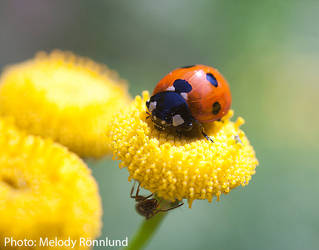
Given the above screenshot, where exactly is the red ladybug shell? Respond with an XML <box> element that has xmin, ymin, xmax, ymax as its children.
<box><xmin>152</xmin><ymin>65</ymin><xmax>232</xmax><ymax>123</ymax></box>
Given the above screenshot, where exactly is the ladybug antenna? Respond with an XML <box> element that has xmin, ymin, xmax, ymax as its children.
<box><xmin>194</xmin><ymin>120</ymin><xmax>214</xmax><ymax>143</ymax></box>
<box><xmin>146</xmin><ymin>111</ymin><xmax>151</xmax><ymax>119</ymax></box>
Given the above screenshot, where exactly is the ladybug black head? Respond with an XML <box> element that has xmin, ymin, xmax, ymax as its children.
<box><xmin>146</xmin><ymin>91</ymin><xmax>194</xmax><ymax>132</ymax></box>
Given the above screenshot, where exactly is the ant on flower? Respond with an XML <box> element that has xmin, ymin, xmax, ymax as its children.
<box><xmin>130</xmin><ymin>181</ymin><xmax>183</xmax><ymax>219</ymax></box>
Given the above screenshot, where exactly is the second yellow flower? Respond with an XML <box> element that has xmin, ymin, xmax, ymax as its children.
<box><xmin>0</xmin><ymin>51</ymin><xmax>131</xmax><ymax>158</ymax></box>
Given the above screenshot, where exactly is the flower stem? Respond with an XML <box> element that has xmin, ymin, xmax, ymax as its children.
<box><xmin>125</xmin><ymin>213</ymin><xmax>167</xmax><ymax>250</ymax></box>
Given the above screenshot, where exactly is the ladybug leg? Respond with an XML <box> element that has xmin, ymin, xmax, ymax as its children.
<box><xmin>194</xmin><ymin>120</ymin><xmax>214</xmax><ymax>143</ymax></box>
<box><xmin>217</xmin><ymin>118</ymin><xmax>223</xmax><ymax>123</ymax></box>
<box><xmin>201</xmin><ymin>129</ymin><xmax>214</xmax><ymax>143</ymax></box>
<box><xmin>175</xmin><ymin>129</ymin><xmax>183</xmax><ymax>139</ymax></box>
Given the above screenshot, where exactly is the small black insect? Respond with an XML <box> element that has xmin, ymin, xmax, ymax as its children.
<box><xmin>130</xmin><ymin>182</ymin><xmax>183</xmax><ymax>219</ymax></box>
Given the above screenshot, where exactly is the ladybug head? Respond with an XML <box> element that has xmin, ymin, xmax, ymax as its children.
<box><xmin>146</xmin><ymin>98</ymin><xmax>172</xmax><ymax>131</ymax></box>
<box><xmin>146</xmin><ymin>91</ymin><xmax>194</xmax><ymax>132</ymax></box>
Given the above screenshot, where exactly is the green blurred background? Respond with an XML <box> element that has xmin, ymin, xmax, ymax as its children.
<box><xmin>1</xmin><ymin>1</ymin><xmax>318</xmax><ymax>249</ymax></box>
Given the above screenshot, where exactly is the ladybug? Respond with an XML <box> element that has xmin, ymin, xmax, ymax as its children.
<box><xmin>146</xmin><ymin>65</ymin><xmax>232</xmax><ymax>141</ymax></box>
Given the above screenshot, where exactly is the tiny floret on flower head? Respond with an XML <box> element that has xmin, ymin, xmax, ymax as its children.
<box><xmin>0</xmin><ymin>118</ymin><xmax>102</xmax><ymax>247</ymax></box>
<box><xmin>110</xmin><ymin>92</ymin><xmax>258</xmax><ymax>207</ymax></box>
<box><xmin>0</xmin><ymin>50</ymin><xmax>131</xmax><ymax>158</ymax></box>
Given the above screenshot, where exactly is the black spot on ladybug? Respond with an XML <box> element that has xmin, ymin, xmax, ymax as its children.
<box><xmin>181</xmin><ymin>65</ymin><xmax>195</xmax><ymax>69</ymax></box>
<box><xmin>212</xmin><ymin>102</ymin><xmax>221</xmax><ymax>115</ymax></box>
<box><xmin>206</xmin><ymin>73</ymin><xmax>218</xmax><ymax>87</ymax></box>
<box><xmin>173</xmin><ymin>79</ymin><xmax>192</xmax><ymax>93</ymax></box>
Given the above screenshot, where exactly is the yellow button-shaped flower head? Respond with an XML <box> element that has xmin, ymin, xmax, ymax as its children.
<box><xmin>0</xmin><ymin>118</ymin><xmax>102</xmax><ymax>249</ymax></box>
<box><xmin>0</xmin><ymin>51</ymin><xmax>131</xmax><ymax>158</ymax></box>
<box><xmin>110</xmin><ymin>92</ymin><xmax>258</xmax><ymax>207</ymax></box>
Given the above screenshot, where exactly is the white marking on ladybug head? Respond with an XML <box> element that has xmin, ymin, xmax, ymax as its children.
<box><xmin>180</xmin><ymin>92</ymin><xmax>188</xmax><ymax>100</ymax></box>
<box><xmin>149</xmin><ymin>101</ymin><xmax>157</xmax><ymax>112</ymax></box>
<box><xmin>172</xmin><ymin>114</ymin><xmax>184</xmax><ymax>127</ymax></box>
<box><xmin>166</xmin><ymin>86</ymin><xmax>175</xmax><ymax>91</ymax></box>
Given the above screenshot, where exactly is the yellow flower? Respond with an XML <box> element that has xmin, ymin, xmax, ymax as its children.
<box><xmin>0</xmin><ymin>50</ymin><xmax>131</xmax><ymax>158</ymax></box>
<box><xmin>110</xmin><ymin>92</ymin><xmax>258</xmax><ymax>207</ymax></box>
<box><xmin>0</xmin><ymin>118</ymin><xmax>102</xmax><ymax>249</ymax></box>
